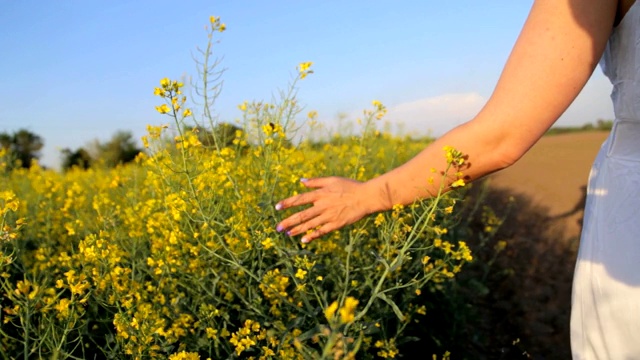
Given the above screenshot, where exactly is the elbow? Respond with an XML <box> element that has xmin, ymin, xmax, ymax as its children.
<box><xmin>495</xmin><ymin>147</ymin><xmax>521</xmax><ymax>170</ymax></box>
<box><xmin>479</xmin><ymin>122</ymin><xmax>538</xmax><ymax>172</ymax></box>
<box><xmin>489</xmin><ymin>138</ymin><xmax>528</xmax><ymax>172</ymax></box>
<box><xmin>454</xmin><ymin>117</ymin><xmax>541</xmax><ymax>177</ymax></box>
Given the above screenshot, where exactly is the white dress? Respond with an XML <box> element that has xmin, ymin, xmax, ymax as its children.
<box><xmin>571</xmin><ymin>3</ymin><xmax>640</xmax><ymax>359</ymax></box>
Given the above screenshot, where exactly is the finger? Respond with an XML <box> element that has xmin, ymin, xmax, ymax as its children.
<box><xmin>299</xmin><ymin>177</ymin><xmax>335</xmax><ymax>189</ymax></box>
<box><xmin>275</xmin><ymin>191</ymin><xmax>319</xmax><ymax>211</ymax></box>
<box><xmin>300</xmin><ymin>223</ymin><xmax>338</xmax><ymax>244</ymax></box>
<box><xmin>276</xmin><ymin>206</ymin><xmax>322</xmax><ymax>233</ymax></box>
<box><xmin>285</xmin><ymin>212</ymin><xmax>329</xmax><ymax>237</ymax></box>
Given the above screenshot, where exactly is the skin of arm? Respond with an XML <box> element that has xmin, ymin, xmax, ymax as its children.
<box><xmin>275</xmin><ymin>0</ymin><xmax>617</xmax><ymax>243</ymax></box>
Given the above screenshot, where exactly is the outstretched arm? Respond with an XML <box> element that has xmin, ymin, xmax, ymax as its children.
<box><xmin>276</xmin><ymin>0</ymin><xmax>617</xmax><ymax>243</ymax></box>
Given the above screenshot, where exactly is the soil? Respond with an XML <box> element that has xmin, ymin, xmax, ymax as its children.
<box><xmin>486</xmin><ymin>130</ymin><xmax>610</xmax><ymax>241</ymax></box>
<box><xmin>467</xmin><ymin>131</ymin><xmax>611</xmax><ymax>359</ymax></box>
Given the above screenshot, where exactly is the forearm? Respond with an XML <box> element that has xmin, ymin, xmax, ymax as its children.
<box><xmin>362</xmin><ymin>120</ymin><xmax>511</xmax><ymax>212</ymax></box>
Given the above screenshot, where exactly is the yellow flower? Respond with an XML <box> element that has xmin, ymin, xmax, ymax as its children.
<box><xmin>295</xmin><ymin>268</ymin><xmax>307</xmax><ymax>280</ymax></box>
<box><xmin>261</xmin><ymin>237</ymin><xmax>274</xmax><ymax>250</ymax></box>
<box><xmin>434</xmin><ymin>227</ymin><xmax>448</xmax><ymax>235</ymax></box>
<box><xmin>298</xmin><ymin>61</ymin><xmax>313</xmax><ymax>79</ymax></box>
<box><xmin>54</xmin><ymin>298</ymin><xmax>71</xmax><ymax>318</ymax></box>
<box><xmin>325</xmin><ymin>301</ymin><xmax>338</xmax><ymax>321</ymax></box>
<box><xmin>443</xmin><ymin>145</ymin><xmax>465</xmax><ymax>165</ymax></box>
<box><xmin>155</xmin><ymin>104</ymin><xmax>170</xmax><ymax>114</ymax></box>
<box><xmin>206</xmin><ymin>327</ymin><xmax>218</xmax><ymax>340</ymax></box>
<box><xmin>169</xmin><ymin>351</ymin><xmax>201</xmax><ymax>360</ymax></box>
<box><xmin>339</xmin><ymin>296</ymin><xmax>359</xmax><ymax>324</ymax></box>
<box><xmin>374</xmin><ymin>213</ymin><xmax>385</xmax><ymax>227</ymax></box>
<box><xmin>15</xmin><ymin>280</ymin><xmax>31</xmax><ymax>296</ymax></box>
<box><xmin>299</xmin><ymin>61</ymin><xmax>312</xmax><ymax>72</ymax></box>
<box><xmin>451</xmin><ymin>179</ymin><xmax>466</xmax><ymax>188</ymax></box>
<box><xmin>209</xmin><ymin>16</ymin><xmax>226</xmax><ymax>32</ymax></box>
<box><xmin>371</xmin><ymin>100</ymin><xmax>387</xmax><ymax>119</ymax></box>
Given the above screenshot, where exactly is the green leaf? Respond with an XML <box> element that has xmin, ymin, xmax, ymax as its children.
<box><xmin>377</xmin><ymin>293</ymin><xmax>405</xmax><ymax>322</ymax></box>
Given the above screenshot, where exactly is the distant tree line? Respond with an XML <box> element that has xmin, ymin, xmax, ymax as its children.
<box><xmin>0</xmin><ymin>128</ymin><xmax>144</xmax><ymax>172</ymax></box>
<box><xmin>0</xmin><ymin>129</ymin><xmax>44</xmax><ymax>170</ymax></box>
<box><xmin>545</xmin><ymin>118</ymin><xmax>613</xmax><ymax>135</ymax></box>
<box><xmin>61</xmin><ymin>130</ymin><xmax>144</xmax><ymax>171</ymax></box>
<box><xmin>0</xmin><ymin>123</ymin><xmax>247</xmax><ymax>172</ymax></box>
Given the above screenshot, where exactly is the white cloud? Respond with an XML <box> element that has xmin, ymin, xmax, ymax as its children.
<box><xmin>382</xmin><ymin>72</ymin><xmax>615</xmax><ymax>138</ymax></box>
<box><xmin>305</xmin><ymin>72</ymin><xmax>614</xmax><ymax>144</ymax></box>
<box><xmin>383</xmin><ymin>92</ymin><xmax>486</xmax><ymax>137</ymax></box>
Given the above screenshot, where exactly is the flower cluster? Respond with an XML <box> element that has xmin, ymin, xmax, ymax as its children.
<box><xmin>298</xmin><ymin>61</ymin><xmax>313</xmax><ymax>79</ymax></box>
<box><xmin>0</xmin><ymin>15</ymin><xmax>495</xmax><ymax>360</ymax></box>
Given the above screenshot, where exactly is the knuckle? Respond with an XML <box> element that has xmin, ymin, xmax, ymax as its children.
<box><xmin>296</xmin><ymin>213</ymin><xmax>306</xmax><ymax>223</ymax></box>
<box><xmin>294</xmin><ymin>193</ymin><xmax>312</xmax><ymax>206</ymax></box>
<box><xmin>289</xmin><ymin>195</ymin><xmax>303</xmax><ymax>206</ymax></box>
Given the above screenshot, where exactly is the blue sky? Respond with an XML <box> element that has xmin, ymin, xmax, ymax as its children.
<box><xmin>0</xmin><ymin>1</ymin><xmax>614</xmax><ymax>170</ymax></box>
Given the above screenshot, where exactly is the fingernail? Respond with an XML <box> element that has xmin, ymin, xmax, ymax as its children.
<box><xmin>286</xmin><ymin>230</ymin><xmax>292</xmax><ymax>236</ymax></box>
<box><xmin>300</xmin><ymin>178</ymin><xmax>308</xmax><ymax>183</ymax></box>
<box><xmin>276</xmin><ymin>225</ymin><xmax>284</xmax><ymax>232</ymax></box>
<box><xmin>301</xmin><ymin>237</ymin><xmax>309</xmax><ymax>244</ymax></box>
<box><xmin>275</xmin><ymin>203</ymin><xmax>283</xmax><ymax>211</ymax></box>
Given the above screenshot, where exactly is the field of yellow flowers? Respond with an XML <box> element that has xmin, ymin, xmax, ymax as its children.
<box><xmin>0</xmin><ymin>17</ymin><xmax>508</xmax><ymax>360</ymax></box>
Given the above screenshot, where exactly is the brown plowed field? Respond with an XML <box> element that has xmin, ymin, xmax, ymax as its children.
<box><xmin>466</xmin><ymin>131</ymin><xmax>610</xmax><ymax>358</ymax></box>
<box><xmin>486</xmin><ymin>130</ymin><xmax>610</xmax><ymax>241</ymax></box>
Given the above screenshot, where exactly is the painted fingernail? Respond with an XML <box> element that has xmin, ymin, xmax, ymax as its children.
<box><xmin>286</xmin><ymin>231</ymin><xmax>292</xmax><ymax>236</ymax></box>
<box><xmin>276</xmin><ymin>225</ymin><xmax>284</xmax><ymax>232</ymax></box>
<box><xmin>300</xmin><ymin>178</ymin><xmax>308</xmax><ymax>183</ymax></box>
<box><xmin>275</xmin><ymin>203</ymin><xmax>283</xmax><ymax>211</ymax></box>
<box><xmin>301</xmin><ymin>237</ymin><xmax>309</xmax><ymax>244</ymax></box>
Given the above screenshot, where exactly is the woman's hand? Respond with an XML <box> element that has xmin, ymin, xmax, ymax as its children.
<box><xmin>275</xmin><ymin>177</ymin><xmax>379</xmax><ymax>243</ymax></box>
